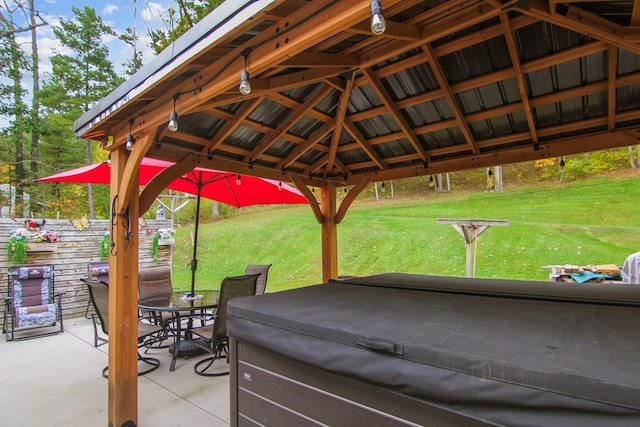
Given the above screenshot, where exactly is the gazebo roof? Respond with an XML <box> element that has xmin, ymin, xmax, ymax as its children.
<box><xmin>75</xmin><ymin>0</ymin><xmax>640</xmax><ymax>187</ymax></box>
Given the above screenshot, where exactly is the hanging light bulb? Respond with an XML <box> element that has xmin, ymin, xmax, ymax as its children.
<box><xmin>125</xmin><ymin>119</ymin><xmax>134</xmax><ymax>151</ymax></box>
<box><xmin>106</xmin><ymin>153</ymin><xmax>111</xmax><ymax>165</ymax></box>
<box><xmin>239</xmin><ymin>70</ymin><xmax>251</xmax><ymax>95</ymax></box>
<box><xmin>236</xmin><ymin>175</ymin><xmax>242</xmax><ymax>185</ymax></box>
<box><xmin>239</xmin><ymin>49</ymin><xmax>252</xmax><ymax>95</ymax></box>
<box><xmin>370</xmin><ymin>0</ymin><xmax>386</xmax><ymax>35</ymax></box>
<box><xmin>429</xmin><ymin>176</ymin><xmax>434</xmax><ymax>187</ymax></box>
<box><xmin>278</xmin><ymin>181</ymin><xmax>282</xmax><ymax>191</ymax></box>
<box><xmin>168</xmin><ymin>111</ymin><xmax>179</xmax><ymax>132</ymax></box>
<box><xmin>381</xmin><ymin>182</ymin><xmax>386</xmax><ymax>192</ymax></box>
<box><xmin>168</xmin><ymin>95</ymin><xmax>179</xmax><ymax>131</ymax></box>
<box><xmin>125</xmin><ymin>134</ymin><xmax>134</xmax><ymax>151</ymax></box>
<box><xmin>487</xmin><ymin>168</ymin><xmax>493</xmax><ymax>176</ymax></box>
<box><xmin>560</xmin><ymin>157</ymin><xmax>566</xmax><ymax>167</ymax></box>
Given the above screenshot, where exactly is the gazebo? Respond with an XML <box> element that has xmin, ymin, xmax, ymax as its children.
<box><xmin>74</xmin><ymin>0</ymin><xmax>640</xmax><ymax>424</ymax></box>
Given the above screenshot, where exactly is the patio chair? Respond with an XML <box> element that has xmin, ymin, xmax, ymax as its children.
<box><xmin>138</xmin><ymin>265</ymin><xmax>178</xmax><ymax>347</ymax></box>
<box><xmin>3</xmin><ymin>264</ymin><xmax>64</xmax><ymax>342</ymax></box>
<box><xmin>84</xmin><ymin>278</ymin><xmax>162</xmax><ymax>377</ymax></box>
<box><xmin>84</xmin><ymin>261</ymin><xmax>109</xmax><ymax>318</ymax></box>
<box><xmin>190</xmin><ymin>273</ymin><xmax>259</xmax><ymax>376</ymax></box>
<box><xmin>245</xmin><ymin>263</ymin><xmax>272</xmax><ymax>294</ymax></box>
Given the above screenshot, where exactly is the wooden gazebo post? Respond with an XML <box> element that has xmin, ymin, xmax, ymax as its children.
<box><xmin>320</xmin><ymin>184</ymin><xmax>338</xmax><ymax>282</ymax></box>
<box><xmin>108</xmin><ymin>143</ymin><xmax>145</xmax><ymax>425</ymax></box>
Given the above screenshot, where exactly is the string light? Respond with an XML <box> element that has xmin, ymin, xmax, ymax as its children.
<box><xmin>560</xmin><ymin>157</ymin><xmax>566</xmax><ymax>167</ymax></box>
<box><xmin>236</xmin><ymin>175</ymin><xmax>241</xmax><ymax>185</ymax></box>
<box><xmin>125</xmin><ymin>119</ymin><xmax>135</xmax><ymax>151</ymax></box>
<box><xmin>168</xmin><ymin>95</ymin><xmax>179</xmax><ymax>132</ymax></box>
<box><xmin>239</xmin><ymin>49</ymin><xmax>252</xmax><ymax>95</ymax></box>
<box><xmin>370</xmin><ymin>0</ymin><xmax>386</xmax><ymax>35</ymax></box>
<box><xmin>278</xmin><ymin>181</ymin><xmax>282</xmax><ymax>191</ymax></box>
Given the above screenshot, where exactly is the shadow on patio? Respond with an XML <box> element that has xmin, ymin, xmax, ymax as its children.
<box><xmin>0</xmin><ymin>317</ymin><xmax>230</xmax><ymax>426</ymax></box>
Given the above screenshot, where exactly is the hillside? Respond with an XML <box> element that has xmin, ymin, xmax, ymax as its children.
<box><xmin>169</xmin><ymin>168</ymin><xmax>640</xmax><ymax>293</ymax></box>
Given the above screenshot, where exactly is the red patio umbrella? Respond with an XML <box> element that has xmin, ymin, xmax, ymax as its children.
<box><xmin>36</xmin><ymin>158</ymin><xmax>309</xmax><ymax>291</ymax></box>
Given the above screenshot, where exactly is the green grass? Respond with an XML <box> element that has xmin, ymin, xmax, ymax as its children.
<box><xmin>170</xmin><ymin>173</ymin><xmax>640</xmax><ymax>292</ymax></box>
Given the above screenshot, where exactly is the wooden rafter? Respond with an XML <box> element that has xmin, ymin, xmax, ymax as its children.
<box><xmin>607</xmin><ymin>45</ymin><xmax>618</xmax><ymax>131</ymax></box>
<box><xmin>420</xmin><ymin>44</ymin><xmax>479</xmax><ymax>156</ymax></box>
<box><xmin>500</xmin><ymin>14</ymin><xmax>538</xmax><ymax>143</ymax></box>
<box><xmin>361</xmin><ymin>67</ymin><xmax>429</xmax><ymax>162</ymax></box>
<box><xmin>244</xmin><ymin>84</ymin><xmax>334</xmax><ymax>162</ymax></box>
<box><xmin>326</xmin><ymin>73</ymin><xmax>355</xmax><ymax>174</ymax></box>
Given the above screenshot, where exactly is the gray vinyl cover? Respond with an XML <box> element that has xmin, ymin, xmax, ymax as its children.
<box><xmin>227</xmin><ymin>273</ymin><xmax>640</xmax><ymax>426</ymax></box>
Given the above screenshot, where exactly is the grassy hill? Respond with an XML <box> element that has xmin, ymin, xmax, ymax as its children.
<box><xmin>170</xmin><ymin>169</ymin><xmax>640</xmax><ymax>293</ymax></box>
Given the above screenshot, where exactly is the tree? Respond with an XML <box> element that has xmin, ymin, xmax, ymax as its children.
<box><xmin>0</xmin><ymin>2</ymin><xmax>30</xmax><ymax>216</ymax></box>
<box><xmin>149</xmin><ymin>0</ymin><xmax>224</xmax><ymax>54</ymax></box>
<box><xmin>39</xmin><ymin>6</ymin><xmax>124</xmax><ymax>218</ymax></box>
<box><xmin>119</xmin><ymin>0</ymin><xmax>144</xmax><ymax>76</ymax></box>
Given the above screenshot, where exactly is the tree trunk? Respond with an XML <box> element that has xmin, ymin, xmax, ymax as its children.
<box><xmin>29</xmin><ymin>0</ymin><xmax>40</xmax><ymax>215</ymax></box>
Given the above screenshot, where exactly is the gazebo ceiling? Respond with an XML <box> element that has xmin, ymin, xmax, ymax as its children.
<box><xmin>76</xmin><ymin>0</ymin><xmax>640</xmax><ymax>187</ymax></box>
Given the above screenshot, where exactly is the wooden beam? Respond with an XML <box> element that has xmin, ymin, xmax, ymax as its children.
<box><xmin>116</xmin><ymin>133</ymin><xmax>152</xmax><ymax>214</ymax></box>
<box><xmin>204</xmin><ymin>97</ymin><xmax>264</xmax><ymax>153</ymax></box>
<box><xmin>326</xmin><ymin>73</ymin><xmax>355</xmax><ymax>174</ymax></box>
<box><xmin>361</xmin><ymin>67</ymin><xmax>429</xmax><ymax>162</ymax></box>
<box><xmin>290</xmin><ymin>174</ymin><xmax>324</xmax><ymax>224</ymax></box>
<box><xmin>320</xmin><ymin>184</ymin><xmax>338</xmax><ymax>282</ymax></box>
<box><xmin>244</xmin><ymin>84</ymin><xmax>334</xmax><ymax>162</ymax></box>
<box><xmin>335</xmin><ymin>174</ymin><xmax>372</xmax><ymax>224</ymax></box>
<box><xmin>420</xmin><ymin>44</ymin><xmax>480</xmax><ymax>155</ymax></box>
<box><xmin>108</xmin><ymin>147</ymin><xmax>140</xmax><ymax>426</ymax></box>
<box><xmin>501</xmin><ymin>14</ymin><xmax>538</xmax><ymax>143</ymax></box>
<box><xmin>139</xmin><ymin>155</ymin><xmax>201</xmax><ymax>214</ymax></box>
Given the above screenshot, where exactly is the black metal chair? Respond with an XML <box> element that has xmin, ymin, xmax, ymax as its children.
<box><xmin>138</xmin><ymin>266</ymin><xmax>180</xmax><ymax>348</ymax></box>
<box><xmin>84</xmin><ymin>278</ymin><xmax>162</xmax><ymax>377</ymax></box>
<box><xmin>190</xmin><ymin>274</ymin><xmax>259</xmax><ymax>376</ymax></box>
<box><xmin>84</xmin><ymin>261</ymin><xmax>109</xmax><ymax>319</ymax></box>
<box><xmin>245</xmin><ymin>264</ymin><xmax>272</xmax><ymax>294</ymax></box>
<box><xmin>3</xmin><ymin>264</ymin><xmax>64</xmax><ymax>341</ymax></box>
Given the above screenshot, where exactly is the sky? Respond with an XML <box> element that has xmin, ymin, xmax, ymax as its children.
<box><xmin>0</xmin><ymin>0</ymin><xmax>176</xmax><ymax>128</ymax></box>
<box><xmin>19</xmin><ymin>0</ymin><xmax>177</xmax><ymax>76</ymax></box>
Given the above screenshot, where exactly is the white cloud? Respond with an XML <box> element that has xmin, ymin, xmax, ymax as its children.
<box><xmin>103</xmin><ymin>4</ymin><xmax>119</xmax><ymax>15</ymax></box>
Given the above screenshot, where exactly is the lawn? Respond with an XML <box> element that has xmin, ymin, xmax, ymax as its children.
<box><xmin>170</xmin><ymin>172</ymin><xmax>640</xmax><ymax>292</ymax></box>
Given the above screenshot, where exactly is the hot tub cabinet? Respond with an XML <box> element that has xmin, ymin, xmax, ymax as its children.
<box><xmin>227</xmin><ymin>273</ymin><xmax>640</xmax><ymax>426</ymax></box>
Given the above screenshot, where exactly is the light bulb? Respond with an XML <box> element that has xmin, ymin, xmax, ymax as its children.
<box><xmin>236</xmin><ymin>175</ymin><xmax>241</xmax><ymax>186</ymax></box>
<box><xmin>278</xmin><ymin>181</ymin><xmax>282</xmax><ymax>191</ymax></box>
<box><xmin>168</xmin><ymin>111</ymin><xmax>179</xmax><ymax>132</ymax></box>
<box><xmin>370</xmin><ymin>0</ymin><xmax>386</xmax><ymax>35</ymax></box>
<box><xmin>239</xmin><ymin>70</ymin><xmax>251</xmax><ymax>95</ymax></box>
<box><xmin>125</xmin><ymin>134</ymin><xmax>134</xmax><ymax>151</ymax></box>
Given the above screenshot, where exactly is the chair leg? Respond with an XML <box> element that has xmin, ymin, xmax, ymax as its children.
<box><xmin>194</xmin><ymin>342</ymin><xmax>229</xmax><ymax>377</ymax></box>
<box><xmin>102</xmin><ymin>352</ymin><xmax>160</xmax><ymax>378</ymax></box>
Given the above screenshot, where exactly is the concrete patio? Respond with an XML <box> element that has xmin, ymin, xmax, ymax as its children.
<box><xmin>0</xmin><ymin>317</ymin><xmax>230</xmax><ymax>426</ymax></box>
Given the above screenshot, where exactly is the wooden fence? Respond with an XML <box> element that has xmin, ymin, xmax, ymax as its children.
<box><xmin>0</xmin><ymin>218</ymin><xmax>173</xmax><ymax>321</ymax></box>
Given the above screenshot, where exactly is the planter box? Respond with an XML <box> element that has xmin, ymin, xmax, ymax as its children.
<box><xmin>27</xmin><ymin>243</ymin><xmax>57</xmax><ymax>252</ymax></box>
<box><xmin>158</xmin><ymin>238</ymin><xmax>174</xmax><ymax>246</ymax></box>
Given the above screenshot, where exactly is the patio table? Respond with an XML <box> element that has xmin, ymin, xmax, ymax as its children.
<box><xmin>138</xmin><ymin>289</ymin><xmax>219</xmax><ymax>371</ymax></box>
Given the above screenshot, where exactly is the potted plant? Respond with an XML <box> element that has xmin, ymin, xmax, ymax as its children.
<box><xmin>100</xmin><ymin>231</ymin><xmax>110</xmax><ymax>261</ymax></box>
<box><xmin>7</xmin><ymin>228</ymin><xmax>31</xmax><ymax>264</ymax></box>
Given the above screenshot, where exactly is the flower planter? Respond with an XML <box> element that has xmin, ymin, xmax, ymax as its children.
<box><xmin>158</xmin><ymin>238</ymin><xmax>174</xmax><ymax>246</ymax></box>
<box><xmin>27</xmin><ymin>243</ymin><xmax>57</xmax><ymax>252</ymax></box>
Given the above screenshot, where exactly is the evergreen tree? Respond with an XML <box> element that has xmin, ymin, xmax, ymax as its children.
<box><xmin>39</xmin><ymin>6</ymin><xmax>124</xmax><ymax>219</ymax></box>
<box><xmin>0</xmin><ymin>4</ymin><xmax>30</xmax><ymax>217</ymax></box>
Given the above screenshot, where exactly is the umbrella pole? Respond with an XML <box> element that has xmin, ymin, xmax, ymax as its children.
<box><xmin>190</xmin><ymin>173</ymin><xmax>203</xmax><ymax>295</ymax></box>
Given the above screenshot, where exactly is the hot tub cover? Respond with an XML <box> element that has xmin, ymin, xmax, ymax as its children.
<box><xmin>228</xmin><ymin>273</ymin><xmax>640</xmax><ymax>426</ymax></box>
